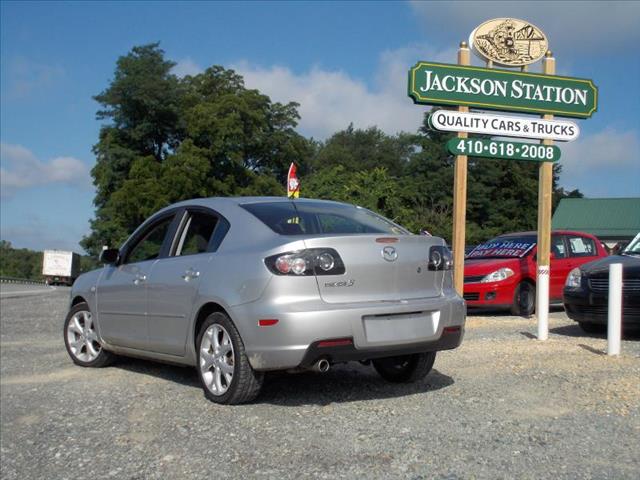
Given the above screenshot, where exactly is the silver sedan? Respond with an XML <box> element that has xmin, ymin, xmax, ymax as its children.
<box><xmin>64</xmin><ymin>197</ymin><xmax>466</xmax><ymax>404</ymax></box>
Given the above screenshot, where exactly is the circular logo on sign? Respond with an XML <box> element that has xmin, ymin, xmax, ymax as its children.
<box><xmin>470</xmin><ymin>18</ymin><xmax>548</xmax><ymax>67</ymax></box>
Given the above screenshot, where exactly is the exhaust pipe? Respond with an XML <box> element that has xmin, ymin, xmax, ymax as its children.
<box><xmin>313</xmin><ymin>359</ymin><xmax>330</xmax><ymax>373</ymax></box>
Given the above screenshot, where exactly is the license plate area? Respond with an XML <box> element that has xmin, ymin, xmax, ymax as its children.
<box><xmin>362</xmin><ymin>310</ymin><xmax>439</xmax><ymax>344</ymax></box>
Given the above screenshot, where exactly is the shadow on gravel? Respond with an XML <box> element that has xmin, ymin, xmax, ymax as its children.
<box><xmin>259</xmin><ymin>366</ymin><xmax>454</xmax><ymax>406</ymax></box>
<box><xmin>551</xmin><ymin>324</ymin><xmax>603</xmax><ymax>338</ymax></box>
<box><xmin>550</xmin><ymin>324</ymin><xmax>640</xmax><ymax>341</ymax></box>
<box><xmin>109</xmin><ymin>358</ymin><xmax>455</xmax><ymax>405</ymax></box>
<box><xmin>578</xmin><ymin>344</ymin><xmax>605</xmax><ymax>355</ymax></box>
<box><xmin>468</xmin><ymin>305</ymin><xmax>564</xmax><ymax>318</ymax></box>
<box><xmin>113</xmin><ymin>357</ymin><xmax>200</xmax><ymax>388</ymax></box>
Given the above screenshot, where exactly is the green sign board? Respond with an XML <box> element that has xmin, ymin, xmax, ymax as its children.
<box><xmin>446</xmin><ymin>138</ymin><xmax>561</xmax><ymax>163</ymax></box>
<box><xmin>408</xmin><ymin>61</ymin><xmax>597</xmax><ymax>118</ymax></box>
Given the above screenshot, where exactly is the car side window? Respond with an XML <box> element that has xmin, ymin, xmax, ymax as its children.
<box><xmin>125</xmin><ymin>217</ymin><xmax>173</xmax><ymax>264</ymax></box>
<box><xmin>568</xmin><ymin>235</ymin><xmax>596</xmax><ymax>257</ymax></box>
<box><xmin>551</xmin><ymin>236</ymin><xmax>568</xmax><ymax>259</ymax></box>
<box><xmin>175</xmin><ymin>212</ymin><xmax>218</xmax><ymax>256</ymax></box>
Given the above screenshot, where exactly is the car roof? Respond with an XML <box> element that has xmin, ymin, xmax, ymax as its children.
<box><xmin>157</xmin><ymin>196</ymin><xmax>354</xmax><ymax>213</ymax></box>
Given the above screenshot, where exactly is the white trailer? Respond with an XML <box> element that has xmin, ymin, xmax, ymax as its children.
<box><xmin>42</xmin><ymin>250</ymin><xmax>81</xmax><ymax>286</ymax></box>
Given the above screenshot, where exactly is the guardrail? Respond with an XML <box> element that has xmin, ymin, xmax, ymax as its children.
<box><xmin>0</xmin><ymin>276</ymin><xmax>47</xmax><ymax>285</ymax></box>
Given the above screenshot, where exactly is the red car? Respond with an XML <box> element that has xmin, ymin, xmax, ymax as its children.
<box><xmin>463</xmin><ymin>231</ymin><xmax>608</xmax><ymax>316</ymax></box>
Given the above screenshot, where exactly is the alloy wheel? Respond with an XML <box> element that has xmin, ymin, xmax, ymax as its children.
<box><xmin>199</xmin><ymin>324</ymin><xmax>235</xmax><ymax>396</ymax></box>
<box><xmin>66</xmin><ymin>310</ymin><xmax>102</xmax><ymax>362</ymax></box>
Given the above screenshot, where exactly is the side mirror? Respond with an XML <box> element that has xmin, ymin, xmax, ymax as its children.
<box><xmin>100</xmin><ymin>248</ymin><xmax>120</xmax><ymax>265</ymax></box>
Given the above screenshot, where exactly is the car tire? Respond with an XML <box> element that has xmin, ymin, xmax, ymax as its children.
<box><xmin>63</xmin><ymin>302</ymin><xmax>114</xmax><ymax>368</ymax></box>
<box><xmin>372</xmin><ymin>352</ymin><xmax>436</xmax><ymax>383</ymax></box>
<box><xmin>510</xmin><ymin>281</ymin><xmax>536</xmax><ymax>317</ymax></box>
<box><xmin>578</xmin><ymin>322</ymin><xmax>607</xmax><ymax>334</ymax></box>
<box><xmin>196</xmin><ymin>312</ymin><xmax>264</xmax><ymax>405</ymax></box>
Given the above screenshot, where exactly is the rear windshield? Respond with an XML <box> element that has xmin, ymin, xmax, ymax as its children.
<box><xmin>241</xmin><ymin>201</ymin><xmax>409</xmax><ymax>236</ymax></box>
<box><xmin>467</xmin><ymin>236</ymin><xmax>536</xmax><ymax>259</ymax></box>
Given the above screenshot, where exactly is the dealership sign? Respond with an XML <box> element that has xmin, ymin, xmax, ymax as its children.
<box><xmin>429</xmin><ymin>110</ymin><xmax>579</xmax><ymax>142</ymax></box>
<box><xmin>446</xmin><ymin>138</ymin><xmax>561</xmax><ymax>163</ymax></box>
<box><xmin>467</xmin><ymin>240</ymin><xmax>536</xmax><ymax>259</ymax></box>
<box><xmin>469</xmin><ymin>18</ymin><xmax>548</xmax><ymax>67</ymax></box>
<box><xmin>408</xmin><ymin>61</ymin><xmax>598</xmax><ymax>118</ymax></box>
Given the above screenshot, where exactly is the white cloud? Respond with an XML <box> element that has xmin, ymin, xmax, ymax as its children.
<box><xmin>232</xmin><ymin>43</ymin><xmax>454</xmax><ymax>139</ymax></box>
<box><xmin>0</xmin><ymin>143</ymin><xmax>91</xmax><ymax>198</ymax></box>
<box><xmin>172</xmin><ymin>57</ymin><xmax>204</xmax><ymax>78</ymax></box>
<box><xmin>409</xmin><ymin>1</ymin><xmax>640</xmax><ymax>56</ymax></box>
<box><xmin>559</xmin><ymin>128</ymin><xmax>640</xmax><ymax>196</ymax></box>
<box><xmin>168</xmin><ymin>44</ymin><xmax>455</xmax><ymax>139</ymax></box>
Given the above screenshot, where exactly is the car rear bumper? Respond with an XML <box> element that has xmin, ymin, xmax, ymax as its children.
<box><xmin>297</xmin><ymin>328</ymin><xmax>463</xmax><ymax>368</ymax></box>
<box><xmin>231</xmin><ymin>291</ymin><xmax>466</xmax><ymax>371</ymax></box>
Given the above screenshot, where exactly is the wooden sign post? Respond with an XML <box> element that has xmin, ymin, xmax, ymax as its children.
<box><xmin>452</xmin><ymin>42</ymin><xmax>470</xmax><ymax>295</ymax></box>
<box><xmin>408</xmin><ymin>18</ymin><xmax>597</xmax><ymax>327</ymax></box>
<box><xmin>536</xmin><ymin>51</ymin><xmax>556</xmax><ymax>340</ymax></box>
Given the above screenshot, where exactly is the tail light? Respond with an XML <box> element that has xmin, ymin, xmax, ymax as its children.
<box><xmin>428</xmin><ymin>246</ymin><xmax>453</xmax><ymax>271</ymax></box>
<box><xmin>265</xmin><ymin>248</ymin><xmax>345</xmax><ymax>276</ymax></box>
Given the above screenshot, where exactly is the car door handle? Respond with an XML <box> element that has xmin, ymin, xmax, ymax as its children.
<box><xmin>181</xmin><ymin>269</ymin><xmax>200</xmax><ymax>281</ymax></box>
<box><xmin>133</xmin><ymin>274</ymin><xmax>147</xmax><ymax>285</ymax></box>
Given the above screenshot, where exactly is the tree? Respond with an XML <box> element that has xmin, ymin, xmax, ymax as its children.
<box><xmin>0</xmin><ymin>241</ymin><xmax>99</xmax><ymax>280</ymax></box>
<box><xmin>82</xmin><ymin>44</ymin><xmax>312</xmax><ymax>255</ymax></box>
<box><xmin>310</xmin><ymin>124</ymin><xmax>414</xmax><ymax>175</ymax></box>
<box><xmin>0</xmin><ymin>240</ymin><xmax>42</xmax><ymax>280</ymax></box>
<box><xmin>304</xmin><ymin>116</ymin><xmax>582</xmax><ymax>245</ymax></box>
<box><xmin>82</xmin><ymin>44</ymin><xmax>584</xmax><ymax>255</ymax></box>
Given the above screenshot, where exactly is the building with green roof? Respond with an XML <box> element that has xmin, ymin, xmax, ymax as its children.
<box><xmin>552</xmin><ymin>197</ymin><xmax>640</xmax><ymax>249</ymax></box>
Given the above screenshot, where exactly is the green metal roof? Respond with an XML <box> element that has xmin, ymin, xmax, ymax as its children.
<box><xmin>552</xmin><ymin>198</ymin><xmax>640</xmax><ymax>238</ymax></box>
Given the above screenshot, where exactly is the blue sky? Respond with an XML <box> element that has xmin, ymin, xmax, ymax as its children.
<box><xmin>1</xmin><ymin>1</ymin><xmax>639</xmax><ymax>252</ymax></box>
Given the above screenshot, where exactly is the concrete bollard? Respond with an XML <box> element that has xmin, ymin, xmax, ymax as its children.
<box><xmin>607</xmin><ymin>263</ymin><xmax>623</xmax><ymax>356</ymax></box>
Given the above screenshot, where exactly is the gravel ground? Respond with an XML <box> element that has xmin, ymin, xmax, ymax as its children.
<box><xmin>1</xmin><ymin>288</ymin><xmax>639</xmax><ymax>479</ymax></box>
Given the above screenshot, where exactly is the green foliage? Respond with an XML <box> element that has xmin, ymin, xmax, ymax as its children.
<box><xmin>0</xmin><ymin>240</ymin><xmax>42</xmax><ymax>280</ymax></box>
<box><xmin>79</xmin><ymin>255</ymin><xmax>100</xmax><ymax>274</ymax></box>
<box><xmin>0</xmin><ymin>241</ymin><xmax>98</xmax><ymax>280</ymax></box>
<box><xmin>83</xmin><ymin>43</ymin><xmax>583</xmax><ymax>254</ymax></box>
<box><xmin>83</xmin><ymin>44</ymin><xmax>311</xmax><ymax>255</ymax></box>
<box><xmin>311</xmin><ymin>124</ymin><xmax>414</xmax><ymax>174</ymax></box>
<box><xmin>303</xmin><ymin>116</ymin><xmax>578</xmax><ymax>245</ymax></box>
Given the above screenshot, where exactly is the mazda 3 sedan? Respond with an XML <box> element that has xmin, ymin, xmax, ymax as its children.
<box><xmin>64</xmin><ymin>197</ymin><xmax>466</xmax><ymax>404</ymax></box>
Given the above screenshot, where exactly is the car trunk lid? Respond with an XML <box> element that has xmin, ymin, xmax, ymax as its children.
<box><xmin>303</xmin><ymin>235</ymin><xmax>445</xmax><ymax>304</ymax></box>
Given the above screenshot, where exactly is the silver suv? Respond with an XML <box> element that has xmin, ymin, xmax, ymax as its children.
<box><xmin>64</xmin><ymin>197</ymin><xmax>466</xmax><ymax>404</ymax></box>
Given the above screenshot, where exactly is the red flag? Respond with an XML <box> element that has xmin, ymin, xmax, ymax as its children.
<box><xmin>287</xmin><ymin>162</ymin><xmax>300</xmax><ymax>198</ymax></box>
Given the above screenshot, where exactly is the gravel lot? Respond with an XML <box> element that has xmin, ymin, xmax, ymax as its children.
<box><xmin>1</xmin><ymin>288</ymin><xmax>639</xmax><ymax>479</ymax></box>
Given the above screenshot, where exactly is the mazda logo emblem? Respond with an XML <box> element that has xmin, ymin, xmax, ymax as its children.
<box><xmin>382</xmin><ymin>246</ymin><xmax>398</xmax><ymax>262</ymax></box>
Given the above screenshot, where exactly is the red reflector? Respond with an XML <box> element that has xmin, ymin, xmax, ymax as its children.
<box><xmin>443</xmin><ymin>326</ymin><xmax>461</xmax><ymax>334</ymax></box>
<box><xmin>317</xmin><ymin>338</ymin><xmax>353</xmax><ymax>348</ymax></box>
<box><xmin>375</xmin><ymin>237</ymin><xmax>398</xmax><ymax>243</ymax></box>
<box><xmin>258</xmin><ymin>319</ymin><xmax>279</xmax><ymax>327</ymax></box>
